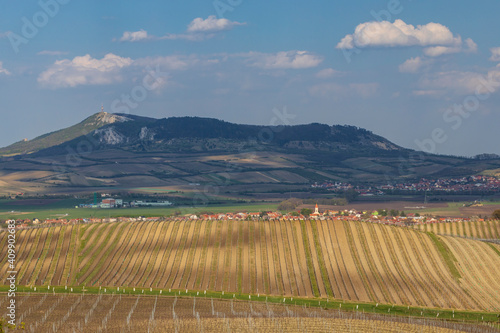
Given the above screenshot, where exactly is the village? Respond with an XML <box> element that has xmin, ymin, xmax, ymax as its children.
<box><xmin>313</xmin><ymin>175</ymin><xmax>500</xmax><ymax>195</ymax></box>
<box><xmin>3</xmin><ymin>203</ymin><xmax>483</xmax><ymax>230</ymax></box>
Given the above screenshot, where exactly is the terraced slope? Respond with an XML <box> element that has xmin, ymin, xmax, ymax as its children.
<box><xmin>1</xmin><ymin>220</ymin><xmax>500</xmax><ymax>311</ymax></box>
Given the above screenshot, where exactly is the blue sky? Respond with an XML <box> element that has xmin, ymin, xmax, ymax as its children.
<box><xmin>1</xmin><ymin>0</ymin><xmax>500</xmax><ymax>156</ymax></box>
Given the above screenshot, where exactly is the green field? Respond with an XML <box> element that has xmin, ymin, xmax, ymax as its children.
<box><xmin>0</xmin><ymin>200</ymin><xmax>278</xmax><ymax>220</ymax></box>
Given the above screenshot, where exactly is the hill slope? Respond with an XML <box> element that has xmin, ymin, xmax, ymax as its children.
<box><xmin>2</xmin><ymin>220</ymin><xmax>499</xmax><ymax>311</ymax></box>
<box><xmin>1</xmin><ymin>113</ymin><xmax>500</xmax><ymax>194</ymax></box>
<box><xmin>0</xmin><ymin>112</ymin><xmax>133</xmax><ymax>156</ymax></box>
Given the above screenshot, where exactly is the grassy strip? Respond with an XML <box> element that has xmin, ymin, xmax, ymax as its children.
<box><xmin>299</xmin><ymin>220</ymin><xmax>320</xmax><ymax>297</ymax></box>
<box><xmin>309</xmin><ymin>221</ymin><xmax>333</xmax><ymax>298</ymax></box>
<box><xmin>5</xmin><ymin>285</ymin><xmax>499</xmax><ymax>325</ymax></box>
<box><xmin>427</xmin><ymin>232</ymin><xmax>462</xmax><ymax>281</ymax></box>
<box><xmin>486</xmin><ymin>242</ymin><xmax>500</xmax><ymax>258</ymax></box>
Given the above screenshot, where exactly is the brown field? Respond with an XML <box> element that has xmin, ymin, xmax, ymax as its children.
<box><xmin>1</xmin><ymin>220</ymin><xmax>500</xmax><ymax>313</ymax></box>
<box><xmin>1</xmin><ymin>294</ymin><xmax>495</xmax><ymax>333</ymax></box>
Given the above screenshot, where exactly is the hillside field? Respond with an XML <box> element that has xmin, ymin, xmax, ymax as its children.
<box><xmin>1</xmin><ymin>219</ymin><xmax>500</xmax><ymax>314</ymax></box>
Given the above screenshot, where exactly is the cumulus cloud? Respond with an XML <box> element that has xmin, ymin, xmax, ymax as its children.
<box><xmin>118</xmin><ymin>16</ymin><xmax>244</xmax><ymax>42</ymax></box>
<box><xmin>119</xmin><ymin>29</ymin><xmax>150</xmax><ymax>42</ymax></box>
<box><xmin>418</xmin><ymin>65</ymin><xmax>500</xmax><ymax>95</ymax></box>
<box><xmin>0</xmin><ymin>61</ymin><xmax>10</xmax><ymax>75</ymax></box>
<box><xmin>316</xmin><ymin>68</ymin><xmax>340</xmax><ymax>78</ymax></box>
<box><xmin>242</xmin><ymin>51</ymin><xmax>323</xmax><ymax>69</ymax></box>
<box><xmin>187</xmin><ymin>15</ymin><xmax>245</xmax><ymax>33</ymax></box>
<box><xmin>490</xmin><ymin>47</ymin><xmax>500</xmax><ymax>62</ymax></box>
<box><xmin>399</xmin><ymin>57</ymin><xmax>426</xmax><ymax>73</ymax></box>
<box><xmin>38</xmin><ymin>53</ymin><xmax>133</xmax><ymax>88</ymax></box>
<box><xmin>337</xmin><ymin>19</ymin><xmax>474</xmax><ymax>57</ymax></box>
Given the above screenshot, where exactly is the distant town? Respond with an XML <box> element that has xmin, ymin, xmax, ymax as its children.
<box><xmin>312</xmin><ymin>175</ymin><xmax>500</xmax><ymax>195</ymax></box>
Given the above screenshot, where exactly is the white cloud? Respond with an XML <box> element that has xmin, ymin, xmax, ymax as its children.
<box><xmin>119</xmin><ymin>29</ymin><xmax>150</xmax><ymax>42</ymax></box>
<box><xmin>399</xmin><ymin>57</ymin><xmax>425</xmax><ymax>73</ymax></box>
<box><xmin>242</xmin><ymin>51</ymin><xmax>323</xmax><ymax>69</ymax></box>
<box><xmin>37</xmin><ymin>50</ymin><xmax>69</xmax><ymax>56</ymax></box>
<box><xmin>117</xmin><ymin>16</ymin><xmax>244</xmax><ymax>43</ymax></box>
<box><xmin>337</xmin><ymin>19</ymin><xmax>473</xmax><ymax>57</ymax></box>
<box><xmin>418</xmin><ymin>65</ymin><xmax>500</xmax><ymax>95</ymax></box>
<box><xmin>0</xmin><ymin>61</ymin><xmax>10</xmax><ymax>75</ymax></box>
<box><xmin>316</xmin><ymin>68</ymin><xmax>340</xmax><ymax>78</ymax></box>
<box><xmin>38</xmin><ymin>53</ymin><xmax>133</xmax><ymax>88</ymax></box>
<box><xmin>423</xmin><ymin>38</ymin><xmax>476</xmax><ymax>57</ymax></box>
<box><xmin>187</xmin><ymin>15</ymin><xmax>244</xmax><ymax>33</ymax></box>
<box><xmin>490</xmin><ymin>47</ymin><xmax>500</xmax><ymax>62</ymax></box>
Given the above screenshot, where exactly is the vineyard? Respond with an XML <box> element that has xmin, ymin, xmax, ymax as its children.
<box><xmin>1</xmin><ymin>294</ymin><xmax>497</xmax><ymax>333</ymax></box>
<box><xmin>419</xmin><ymin>220</ymin><xmax>500</xmax><ymax>239</ymax></box>
<box><xmin>1</xmin><ymin>220</ymin><xmax>500</xmax><ymax>313</ymax></box>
